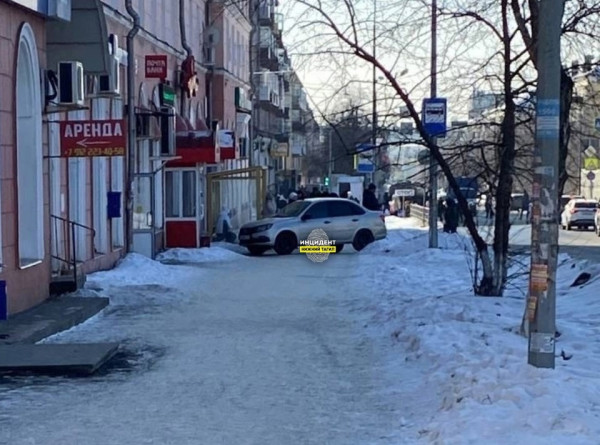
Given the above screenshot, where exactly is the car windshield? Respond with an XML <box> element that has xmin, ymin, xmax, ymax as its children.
<box><xmin>575</xmin><ymin>202</ymin><xmax>597</xmax><ymax>209</ymax></box>
<box><xmin>275</xmin><ymin>200</ymin><xmax>311</xmax><ymax>217</ymax></box>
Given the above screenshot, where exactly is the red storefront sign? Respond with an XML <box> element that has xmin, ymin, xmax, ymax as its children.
<box><xmin>145</xmin><ymin>55</ymin><xmax>168</xmax><ymax>79</ymax></box>
<box><xmin>60</xmin><ymin>119</ymin><xmax>126</xmax><ymax>157</ymax></box>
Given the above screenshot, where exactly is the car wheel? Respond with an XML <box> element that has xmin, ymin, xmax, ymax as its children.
<box><xmin>352</xmin><ymin>230</ymin><xmax>375</xmax><ymax>252</ymax></box>
<box><xmin>274</xmin><ymin>232</ymin><xmax>297</xmax><ymax>255</ymax></box>
<box><xmin>247</xmin><ymin>246</ymin><xmax>268</xmax><ymax>256</ymax></box>
<box><xmin>333</xmin><ymin>244</ymin><xmax>344</xmax><ymax>253</ymax></box>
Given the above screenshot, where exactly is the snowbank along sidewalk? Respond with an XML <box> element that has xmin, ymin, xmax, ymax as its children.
<box><xmin>353</xmin><ymin>216</ymin><xmax>600</xmax><ymax>444</ymax></box>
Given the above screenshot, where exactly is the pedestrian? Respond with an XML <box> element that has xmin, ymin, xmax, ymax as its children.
<box><xmin>288</xmin><ymin>191</ymin><xmax>298</xmax><ymax>203</ymax></box>
<box><xmin>485</xmin><ymin>193</ymin><xmax>494</xmax><ymax>220</ymax></box>
<box><xmin>214</xmin><ymin>207</ymin><xmax>236</xmax><ymax>243</ymax></box>
<box><xmin>363</xmin><ymin>183</ymin><xmax>380</xmax><ymax>211</ymax></box>
<box><xmin>382</xmin><ymin>191</ymin><xmax>391</xmax><ymax>213</ymax></box>
<box><xmin>263</xmin><ymin>191</ymin><xmax>277</xmax><ymax>218</ymax></box>
<box><xmin>520</xmin><ymin>190</ymin><xmax>530</xmax><ymax>221</ymax></box>
<box><xmin>444</xmin><ymin>198</ymin><xmax>459</xmax><ymax>233</ymax></box>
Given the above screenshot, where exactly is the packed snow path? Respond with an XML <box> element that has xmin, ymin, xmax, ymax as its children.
<box><xmin>0</xmin><ymin>250</ymin><xmax>410</xmax><ymax>444</ymax></box>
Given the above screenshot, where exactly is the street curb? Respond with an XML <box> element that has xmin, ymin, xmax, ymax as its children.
<box><xmin>0</xmin><ymin>297</ymin><xmax>109</xmax><ymax>345</ymax></box>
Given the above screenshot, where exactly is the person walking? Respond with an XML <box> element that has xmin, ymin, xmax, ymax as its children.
<box><xmin>362</xmin><ymin>183</ymin><xmax>380</xmax><ymax>211</ymax></box>
<box><xmin>520</xmin><ymin>190</ymin><xmax>530</xmax><ymax>221</ymax></box>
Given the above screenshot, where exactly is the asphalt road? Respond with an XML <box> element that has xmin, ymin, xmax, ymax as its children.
<box><xmin>508</xmin><ymin>223</ymin><xmax>600</xmax><ymax>263</ymax></box>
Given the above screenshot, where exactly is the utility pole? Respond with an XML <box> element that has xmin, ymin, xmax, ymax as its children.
<box><xmin>527</xmin><ymin>0</ymin><xmax>565</xmax><ymax>369</ymax></box>
<box><xmin>371</xmin><ymin>0</ymin><xmax>377</xmax><ymax>188</ymax></box>
<box><xmin>428</xmin><ymin>0</ymin><xmax>438</xmax><ymax>248</ymax></box>
<box><xmin>328</xmin><ymin>128</ymin><xmax>333</xmax><ymax>179</ymax></box>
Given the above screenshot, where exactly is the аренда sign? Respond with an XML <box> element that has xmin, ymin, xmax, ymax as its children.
<box><xmin>60</xmin><ymin>120</ymin><xmax>127</xmax><ymax>157</ymax></box>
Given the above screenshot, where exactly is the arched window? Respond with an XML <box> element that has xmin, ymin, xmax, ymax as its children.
<box><xmin>16</xmin><ymin>23</ymin><xmax>43</xmax><ymax>267</ymax></box>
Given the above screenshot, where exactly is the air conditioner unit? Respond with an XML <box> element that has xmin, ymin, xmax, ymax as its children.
<box><xmin>160</xmin><ymin>106</ymin><xmax>176</xmax><ymax>155</ymax></box>
<box><xmin>58</xmin><ymin>61</ymin><xmax>85</xmax><ymax>106</ymax></box>
<box><xmin>98</xmin><ymin>56</ymin><xmax>120</xmax><ymax>96</ymax></box>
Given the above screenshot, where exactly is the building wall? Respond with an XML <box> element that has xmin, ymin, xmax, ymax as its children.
<box><xmin>0</xmin><ymin>3</ymin><xmax>51</xmax><ymax>314</ymax></box>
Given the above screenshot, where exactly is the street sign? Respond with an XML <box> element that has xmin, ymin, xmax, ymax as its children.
<box><xmin>422</xmin><ymin>98</ymin><xmax>447</xmax><ymax>138</ymax></box>
<box><xmin>356</xmin><ymin>158</ymin><xmax>375</xmax><ymax>173</ymax></box>
<box><xmin>595</xmin><ymin>118</ymin><xmax>600</xmax><ymax>131</ymax></box>
<box><xmin>145</xmin><ymin>55</ymin><xmax>168</xmax><ymax>79</ymax></box>
<box><xmin>587</xmin><ymin>171</ymin><xmax>596</xmax><ymax>181</ymax></box>
<box><xmin>60</xmin><ymin>120</ymin><xmax>126</xmax><ymax>157</ymax></box>
<box><xmin>584</xmin><ymin>157</ymin><xmax>600</xmax><ymax>170</ymax></box>
<box><xmin>394</xmin><ymin>189</ymin><xmax>415</xmax><ymax>197</ymax></box>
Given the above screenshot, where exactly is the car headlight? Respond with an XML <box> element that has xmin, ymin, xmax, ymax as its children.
<box><xmin>254</xmin><ymin>224</ymin><xmax>273</xmax><ymax>232</ymax></box>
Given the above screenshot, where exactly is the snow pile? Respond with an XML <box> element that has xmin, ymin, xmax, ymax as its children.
<box><xmin>157</xmin><ymin>246</ymin><xmax>246</xmax><ymax>263</ymax></box>
<box><xmin>355</xmin><ymin>219</ymin><xmax>600</xmax><ymax>443</ymax></box>
<box><xmin>85</xmin><ymin>253</ymin><xmax>189</xmax><ymax>289</ymax></box>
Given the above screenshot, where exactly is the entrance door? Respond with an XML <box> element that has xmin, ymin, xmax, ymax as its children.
<box><xmin>165</xmin><ymin>168</ymin><xmax>198</xmax><ymax>247</ymax></box>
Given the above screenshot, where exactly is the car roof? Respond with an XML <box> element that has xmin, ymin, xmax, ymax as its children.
<box><xmin>303</xmin><ymin>197</ymin><xmax>357</xmax><ymax>202</ymax></box>
<box><xmin>571</xmin><ymin>198</ymin><xmax>597</xmax><ymax>203</ymax></box>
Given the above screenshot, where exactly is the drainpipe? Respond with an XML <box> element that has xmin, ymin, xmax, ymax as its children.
<box><xmin>125</xmin><ymin>0</ymin><xmax>140</xmax><ymax>254</ymax></box>
<box><xmin>179</xmin><ymin>0</ymin><xmax>192</xmax><ymax>116</ymax></box>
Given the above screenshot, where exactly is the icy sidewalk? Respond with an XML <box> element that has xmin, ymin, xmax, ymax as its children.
<box><xmin>351</xmin><ymin>220</ymin><xmax>600</xmax><ymax>444</ymax></box>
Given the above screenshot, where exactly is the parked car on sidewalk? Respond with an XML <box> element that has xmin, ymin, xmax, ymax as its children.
<box><xmin>238</xmin><ymin>198</ymin><xmax>387</xmax><ymax>256</ymax></box>
<box><xmin>560</xmin><ymin>199</ymin><xmax>598</xmax><ymax>231</ymax></box>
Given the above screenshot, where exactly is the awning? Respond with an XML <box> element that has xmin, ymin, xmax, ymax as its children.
<box><xmin>46</xmin><ymin>0</ymin><xmax>111</xmax><ymax>75</ymax></box>
<box><xmin>169</xmin><ymin>114</ymin><xmax>220</xmax><ymax>166</ymax></box>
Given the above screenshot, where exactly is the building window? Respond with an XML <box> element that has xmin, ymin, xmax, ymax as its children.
<box><xmin>16</xmin><ymin>22</ymin><xmax>43</xmax><ymax>267</ymax></box>
<box><xmin>165</xmin><ymin>170</ymin><xmax>196</xmax><ymax>218</ymax></box>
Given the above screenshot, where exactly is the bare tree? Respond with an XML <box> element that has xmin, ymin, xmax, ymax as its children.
<box><xmin>289</xmin><ymin>0</ymin><xmax>542</xmax><ymax>296</ymax></box>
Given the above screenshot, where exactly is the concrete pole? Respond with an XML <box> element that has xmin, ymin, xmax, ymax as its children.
<box><xmin>371</xmin><ymin>0</ymin><xmax>377</xmax><ymax>190</ymax></box>
<box><xmin>328</xmin><ymin>128</ymin><xmax>333</xmax><ymax>179</ymax></box>
<box><xmin>428</xmin><ymin>0</ymin><xmax>439</xmax><ymax>248</ymax></box>
<box><xmin>527</xmin><ymin>0</ymin><xmax>565</xmax><ymax>369</ymax></box>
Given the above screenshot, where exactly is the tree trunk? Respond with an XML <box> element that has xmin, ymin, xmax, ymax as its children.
<box><xmin>491</xmin><ymin>1</ymin><xmax>517</xmax><ymax>297</ymax></box>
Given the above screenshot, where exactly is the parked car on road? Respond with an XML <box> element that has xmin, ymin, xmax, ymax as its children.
<box><xmin>595</xmin><ymin>206</ymin><xmax>600</xmax><ymax>236</ymax></box>
<box><xmin>238</xmin><ymin>198</ymin><xmax>387</xmax><ymax>256</ymax></box>
<box><xmin>560</xmin><ymin>199</ymin><xmax>598</xmax><ymax>231</ymax></box>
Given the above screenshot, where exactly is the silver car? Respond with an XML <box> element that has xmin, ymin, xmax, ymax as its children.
<box><xmin>561</xmin><ymin>198</ymin><xmax>598</xmax><ymax>230</ymax></box>
<box><xmin>238</xmin><ymin>198</ymin><xmax>387</xmax><ymax>256</ymax></box>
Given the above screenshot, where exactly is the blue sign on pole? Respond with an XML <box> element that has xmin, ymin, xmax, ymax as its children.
<box><xmin>357</xmin><ymin>162</ymin><xmax>375</xmax><ymax>173</ymax></box>
<box><xmin>422</xmin><ymin>98</ymin><xmax>447</xmax><ymax>138</ymax></box>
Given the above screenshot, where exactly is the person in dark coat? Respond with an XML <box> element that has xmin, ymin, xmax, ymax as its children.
<box><xmin>520</xmin><ymin>190</ymin><xmax>530</xmax><ymax>221</ymax></box>
<box><xmin>382</xmin><ymin>192</ymin><xmax>391</xmax><ymax>213</ymax></box>
<box><xmin>444</xmin><ymin>198</ymin><xmax>459</xmax><ymax>233</ymax></box>
<box><xmin>363</xmin><ymin>183</ymin><xmax>380</xmax><ymax>211</ymax></box>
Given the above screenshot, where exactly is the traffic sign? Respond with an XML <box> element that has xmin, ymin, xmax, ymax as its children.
<box><xmin>584</xmin><ymin>157</ymin><xmax>600</xmax><ymax>170</ymax></box>
<box><xmin>422</xmin><ymin>98</ymin><xmax>447</xmax><ymax>138</ymax></box>
<box><xmin>60</xmin><ymin>119</ymin><xmax>126</xmax><ymax>157</ymax></box>
<box><xmin>587</xmin><ymin>171</ymin><xmax>596</xmax><ymax>181</ymax></box>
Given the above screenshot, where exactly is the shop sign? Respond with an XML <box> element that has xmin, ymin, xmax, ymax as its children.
<box><xmin>60</xmin><ymin>119</ymin><xmax>126</xmax><ymax>157</ymax></box>
<box><xmin>145</xmin><ymin>55</ymin><xmax>168</xmax><ymax>79</ymax></box>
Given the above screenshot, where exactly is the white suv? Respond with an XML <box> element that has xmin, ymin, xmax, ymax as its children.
<box><xmin>561</xmin><ymin>199</ymin><xmax>598</xmax><ymax>231</ymax></box>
